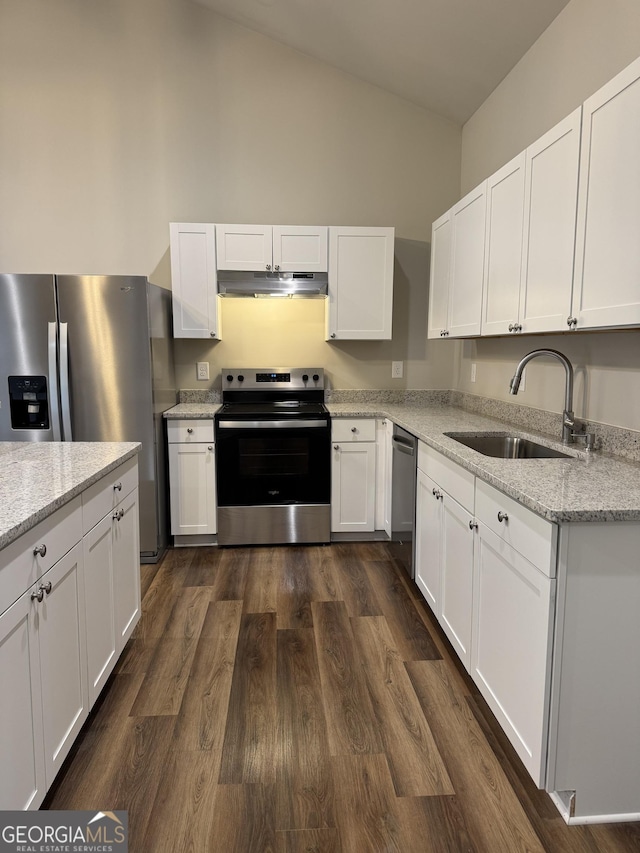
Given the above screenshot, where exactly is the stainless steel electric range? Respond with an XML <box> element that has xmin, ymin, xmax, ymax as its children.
<box><xmin>215</xmin><ymin>368</ymin><xmax>330</xmax><ymax>546</ymax></box>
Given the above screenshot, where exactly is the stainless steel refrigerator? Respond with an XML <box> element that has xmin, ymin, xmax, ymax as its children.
<box><xmin>0</xmin><ymin>274</ymin><xmax>177</xmax><ymax>562</ymax></box>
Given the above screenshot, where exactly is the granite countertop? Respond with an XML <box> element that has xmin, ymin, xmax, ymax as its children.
<box><xmin>329</xmin><ymin>403</ymin><xmax>640</xmax><ymax>524</ymax></box>
<box><xmin>0</xmin><ymin>442</ymin><xmax>141</xmax><ymax>551</ymax></box>
<box><xmin>162</xmin><ymin>399</ymin><xmax>640</xmax><ymax>523</ymax></box>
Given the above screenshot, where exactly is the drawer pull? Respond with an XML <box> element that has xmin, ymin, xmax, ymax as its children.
<box><xmin>351</xmin><ymin>427</ymin><xmax>357</xmax><ymax>433</ymax></box>
<box><xmin>187</xmin><ymin>428</ymin><xmax>194</xmax><ymax>434</ymax></box>
<box><xmin>432</xmin><ymin>488</ymin><xmax>442</xmax><ymax>500</ymax></box>
<box><xmin>497</xmin><ymin>511</ymin><xmax>509</xmax><ymax>523</ymax></box>
<box><xmin>469</xmin><ymin>519</ymin><xmax>478</xmax><ymax>530</ymax></box>
<box><xmin>31</xmin><ymin>587</ymin><xmax>44</xmax><ymax>603</ymax></box>
<box><xmin>334</xmin><ymin>444</ymin><xmax>340</xmax><ymax>450</ymax></box>
<box><xmin>113</xmin><ymin>481</ymin><xmax>122</xmax><ymax>492</ymax></box>
<box><xmin>33</xmin><ymin>544</ymin><xmax>47</xmax><ymax>558</ymax></box>
<box><xmin>208</xmin><ymin>445</ymin><xmax>213</xmax><ymax>451</ymax></box>
<box><xmin>41</xmin><ymin>581</ymin><xmax>52</xmax><ymax>595</ymax></box>
<box><xmin>113</xmin><ymin>508</ymin><xmax>124</xmax><ymax>521</ymax></box>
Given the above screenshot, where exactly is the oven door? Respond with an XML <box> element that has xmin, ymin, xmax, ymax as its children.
<box><xmin>215</xmin><ymin>418</ymin><xmax>331</xmax><ymax>545</ymax></box>
<box><xmin>216</xmin><ymin>418</ymin><xmax>330</xmax><ymax>506</ymax></box>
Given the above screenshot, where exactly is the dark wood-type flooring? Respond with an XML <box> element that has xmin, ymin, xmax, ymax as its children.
<box><xmin>45</xmin><ymin>543</ymin><xmax>640</xmax><ymax>852</ymax></box>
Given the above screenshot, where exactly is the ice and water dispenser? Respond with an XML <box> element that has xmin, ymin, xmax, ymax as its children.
<box><xmin>8</xmin><ymin>376</ymin><xmax>50</xmax><ymax>430</ymax></box>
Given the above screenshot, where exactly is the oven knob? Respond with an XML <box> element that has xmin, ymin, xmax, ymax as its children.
<box><xmin>312</xmin><ymin>374</ymin><xmax>319</xmax><ymax>381</ymax></box>
<box><xmin>237</xmin><ymin>374</ymin><xmax>244</xmax><ymax>382</ymax></box>
<box><xmin>302</xmin><ymin>374</ymin><xmax>309</xmax><ymax>382</ymax></box>
<box><xmin>226</xmin><ymin>374</ymin><xmax>233</xmax><ymax>382</ymax></box>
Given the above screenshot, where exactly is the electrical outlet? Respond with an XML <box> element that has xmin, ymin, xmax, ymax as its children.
<box><xmin>197</xmin><ymin>361</ymin><xmax>210</xmax><ymax>381</ymax></box>
<box><xmin>391</xmin><ymin>361</ymin><xmax>403</xmax><ymax>379</ymax></box>
<box><xmin>470</xmin><ymin>363</ymin><xmax>477</xmax><ymax>383</ymax></box>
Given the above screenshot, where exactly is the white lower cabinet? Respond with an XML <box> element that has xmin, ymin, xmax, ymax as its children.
<box><xmin>439</xmin><ymin>492</ymin><xmax>474</xmax><ymax>669</ymax></box>
<box><xmin>331</xmin><ymin>418</ymin><xmax>377</xmax><ymax>533</ymax></box>
<box><xmin>168</xmin><ymin>419</ymin><xmax>217</xmax><ymax>537</ymax></box>
<box><xmin>415</xmin><ymin>470</ymin><xmax>442</xmax><ymax>611</ymax></box>
<box><xmin>472</xmin><ymin>523</ymin><xmax>554</xmax><ymax>785</ymax></box>
<box><xmin>0</xmin><ymin>457</ymin><xmax>141</xmax><ymax>810</ymax></box>
<box><xmin>375</xmin><ymin>418</ymin><xmax>393</xmax><ymax>535</ymax></box>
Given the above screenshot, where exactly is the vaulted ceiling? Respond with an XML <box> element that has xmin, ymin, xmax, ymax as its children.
<box><xmin>193</xmin><ymin>0</ymin><xmax>571</xmax><ymax>124</ymax></box>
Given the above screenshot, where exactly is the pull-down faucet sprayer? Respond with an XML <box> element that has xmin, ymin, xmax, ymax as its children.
<box><xmin>509</xmin><ymin>349</ymin><xmax>578</xmax><ymax>445</ymax></box>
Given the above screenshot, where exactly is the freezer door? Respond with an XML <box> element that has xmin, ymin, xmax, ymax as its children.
<box><xmin>0</xmin><ymin>274</ymin><xmax>61</xmax><ymax>441</ymax></box>
<box><xmin>56</xmin><ymin>275</ymin><xmax>158</xmax><ymax>554</ymax></box>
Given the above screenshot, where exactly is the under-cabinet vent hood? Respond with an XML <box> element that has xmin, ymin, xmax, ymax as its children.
<box><xmin>217</xmin><ymin>270</ymin><xmax>328</xmax><ymax>298</ymax></box>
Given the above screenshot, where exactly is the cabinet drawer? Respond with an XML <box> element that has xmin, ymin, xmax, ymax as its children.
<box><xmin>0</xmin><ymin>496</ymin><xmax>82</xmax><ymax>614</ymax></box>
<box><xmin>332</xmin><ymin>418</ymin><xmax>376</xmax><ymax>442</ymax></box>
<box><xmin>418</xmin><ymin>442</ymin><xmax>474</xmax><ymax>511</ymax></box>
<box><xmin>475</xmin><ymin>479</ymin><xmax>556</xmax><ymax>577</ymax></box>
<box><xmin>167</xmin><ymin>419</ymin><xmax>215</xmax><ymax>444</ymax></box>
<box><xmin>82</xmin><ymin>457</ymin><xmax>139</xmax><ymax>534</ymax></box>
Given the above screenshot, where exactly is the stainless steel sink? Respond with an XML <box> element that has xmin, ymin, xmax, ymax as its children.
<box><xmin>444</xmin><ymin>432</ymin><xmax>571</xmax><ymax>459</ymax></box>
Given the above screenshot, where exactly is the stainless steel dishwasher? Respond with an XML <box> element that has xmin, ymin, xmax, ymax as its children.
<box><xmin>390</xmin><ymin>425</ymin><xmax>417</xmax><ymax>579</ymax></box>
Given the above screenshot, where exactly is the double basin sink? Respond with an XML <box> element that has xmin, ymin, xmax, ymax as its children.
<box><xmin>444</xmin><ymin>431</ymin><xmax>571</xmax><ymax>459</ymax></box>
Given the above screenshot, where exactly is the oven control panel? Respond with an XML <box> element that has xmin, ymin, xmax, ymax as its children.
<box><xmin>222</xmin><ymin>368</ymin><xmax>324</xmax><ymax>391</ymax></box>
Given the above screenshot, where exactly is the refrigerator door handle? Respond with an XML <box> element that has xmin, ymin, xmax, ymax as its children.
<box><xmin>59</xmin><ymin>322</ymin><xmax>73</xmax><ymax>441</ymax></box>
<box><xmin>47</xmin><ymin>322</ymin><xmax>62</xmax><ymax>441</ymax></box>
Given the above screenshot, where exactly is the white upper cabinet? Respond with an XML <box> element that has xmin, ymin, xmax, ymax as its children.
<box><xmin>572</xmin><ymin>56</ymin><xmax>640</xmax><ymax>330</ymax></box>
<box><xmin>326</xmin><ymin>226</ymin><xmax>394</xmax><ymax>340</ymax></box>
<box><xmin>170</xmin><ymin>222</ymin><xmax>221</xmax><ymax>340</ymax></box>
<box><xmin>481</xmin><ymin>153</ymin><xmax>526</xmax><ymax>336</ymax></box>
<box><xmin>427</xmin><ymin>211</ymin><xmax>452</xmax><ymax>339</ymax></box>
<box><xmin>216</xmin><ymin>224</ymin><xmax>328</xmax><ymax>272</ymax></box>
<box><xmin>519</xmin><ymin>108</ymin><xmax>581</xmax><ymax>334</ymax></box>
<box><xmin>448</xmin><ymin>183</ymin><xmax>487</xmax><ymax>338</ymax></box>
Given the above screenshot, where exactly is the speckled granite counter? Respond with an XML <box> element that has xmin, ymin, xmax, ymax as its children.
<box><xmin>162</xmin><ymin>399</ymin><xmax>640</xmax><ymax>523</ymax></box>
<box><xmin>328</xmin><ymin>402</ymin><xmax>640</xmax><ymax>524</ymax></box>
<box><xmin>164</xmin><ymin>403</ymin><xmax>221</xmax><ymax>419</ymax></box>
<box><xmin>0</xmin><ymin>442</ymin><xmax>140</xmax><ymax>550</ymax></box>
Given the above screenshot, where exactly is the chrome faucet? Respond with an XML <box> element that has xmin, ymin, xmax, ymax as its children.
<box><xmin>509</xmin><ymin>349</ymin><xmax>580</xmax><ymax>446</ymax></box>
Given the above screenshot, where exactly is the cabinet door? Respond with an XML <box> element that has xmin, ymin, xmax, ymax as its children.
<box><xmin>272</xmin><ymin>225</ymin><xmax>328</xmax><ymax>272</ymax></box>
<box><xmin>375</xmin><ymin>419</ymin><xmax>392</xmax><ymax>535</ymax></box>
<box><xmin>482</xmin><ymin>154</ymin><xmax>526</xmax><ymax>336</ymax></box>
<box><xmin>519</xmin><ymin>109</ymin><xmax>581</xmax><ymax>333</ymax></box>
<box><xmin>415</xmin><ymin>469</ymin><xmax>442</xmax><ymax>613</ymax></box>
<box><xmin>427</xmin><ymin>210</ymin><xmax>452</xmax><ymax>339</ymax></box>
<box><xmin>439</xmin><ymin>493</ymin><xmax>474</xmax><ymax>669</ymax></box>
<box><xmin>573</xmin><ymin>57</ymin><xmax>640</xmax><ymax>329</ymax></box>
<box><xmin>170</xmin><ymin>222</ymin><xmax>220</xmax><ymax>339</ymax></box>
<box><xmin>472</xmin><ymin>524</ymin><xmax>554</xmax><ymax>785</ymax></box>
<box><xmin>0</xmin><ymin>589</ymin><xmax>46</xmax><ymax>810</ymax></box>
<box><xmin>113</xmin><ymin>488</ymin><xmax>141</xmax><ymax>652</ymax></box>
<box><xmin>327</xmin><ymin>226</ymin><xmax>394</xmax><ymax>340</ymax></box>
<box><xmin>216</xmin><ymin>224</ymin><xmax>272</xmax><ymax>271</ymax></box>
<box><xmin>331</xmin><ymin>442</ymin><xmax>376</xmax><ymax>532</ymax></box>
<box><xmin>448</xmin><ymin>183</ymin><xmax>487</xmax><ymax>338</ymax></box>
<box><xmin>37</xmin><ymin>543</ymin><xmax>88</xmax><ymax>787</ymax></box>
<box><xmin>169</xmin><ymin>443</ymin><xmax>217</xmax><ymax>536</ymax></box>
<box><xmin>83</xmin><ymin>513</ymin><xmax>116</xmax><ymax>706</ymax></box>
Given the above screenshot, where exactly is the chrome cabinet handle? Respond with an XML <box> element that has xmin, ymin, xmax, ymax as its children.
<box><xmin>432</xmin><ymin>488</ymin><xmax>442</xmax><ymax>500</ymax></box>
<box><xmin>113</xmin><ymin>508</ymin><xmax>124</xmax><ymax>521</ymax></box>
<box><xmin>113</xmin><ymin>482</ymin><xmax>122</xmax><ymax>492</ymax></box>
<box><xmin>41</xmin><ymin>581</ymin><xmax>52</xmax><ymax>595</ymax></box>
<box><xmin>187</xmin><ymin>428</ymin><xmax>193</xmax><ymax>434</ymax></box>
<box><xmin>469</xmin><ymin>520</ymin><xmax>478</xmax><ymax>530</ymax></box>
<box><xmin>567</xmin><ymin>316</ymin><xmax>577</xmax><ymax>328</ymax></box>
<box><xmin>334</xmin><ymin>444</ymin><xmax>340</xmax><ymax>450</ymax></box>
<box><xmin>208</xmin><ymin>445</ymin><xmax>213</xmax><ymax>451</ymax></box>
<box><xmin>508</xmin><ymin>323</ymin><xmax>515</xmax><ymax>332</ymax></box>
<box><xmin>330</xmin><ymin>333</ymin><xmax>336</xmax><ymax>339</ymax></box>
<box><xmin>497</xmin><ymin>511</ymin><xmax>509</xmax><ymax>523</ymax></box>
<box><xmin>274</xmin><ymin>264</ymin><xmax>280</xmax><ymax>271</ymax></box>
<box><xmin>31</xmin><ymin>588</ymin><xmax>44</xmax><ymax>602</ymax></box>
<box><xmin>351</xmin><ymin>427</ymin><xmax>357</xmax><ymax>433</ymax></box>
<box><xmin>210</xmin><ymin>331</ymin><xmax>216</xmax><ymax>338</ymax></box>
<box><xmin>266</xmin><ymin>264</ymin><xmax>271</xmax><ymax>271</ymax></box>
<box><xmin>33</xmin><ymin>544</ymin><xmax>47</xmax><ymax>558</ymax></box>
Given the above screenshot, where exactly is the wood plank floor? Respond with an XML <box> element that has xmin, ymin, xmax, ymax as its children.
<box><xmin>44</xmin><ymin>543</ymin><xmax>640</xmax><ymax>852</ymax></box>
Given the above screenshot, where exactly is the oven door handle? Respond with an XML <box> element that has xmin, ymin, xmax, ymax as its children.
<box><xmin>217</xmin><ymin>419</ymin><xmax>328</xmax><ymax>430</ymax></box>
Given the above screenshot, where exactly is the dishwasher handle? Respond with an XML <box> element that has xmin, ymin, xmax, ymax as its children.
<box><xmin>392</xmin><ymin>435</ymin><xmax>416</xmax><ymax>456</ymax></box>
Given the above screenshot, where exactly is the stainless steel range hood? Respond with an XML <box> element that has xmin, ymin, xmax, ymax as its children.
<box><xmin>217</xmin><ymin>270</ymin><xmax>328</xmax><ymax>298</ymax></box>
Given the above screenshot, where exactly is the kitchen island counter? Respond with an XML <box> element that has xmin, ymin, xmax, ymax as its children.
<box><xmin>329</xmin><ymin>402</ymin><xmax>640</xmax><ymax>524</ymax></box>
<box><xmin>0</xmin><ymin>441</ymin><xmax>140</xmax><ymax>550</ymax></box>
